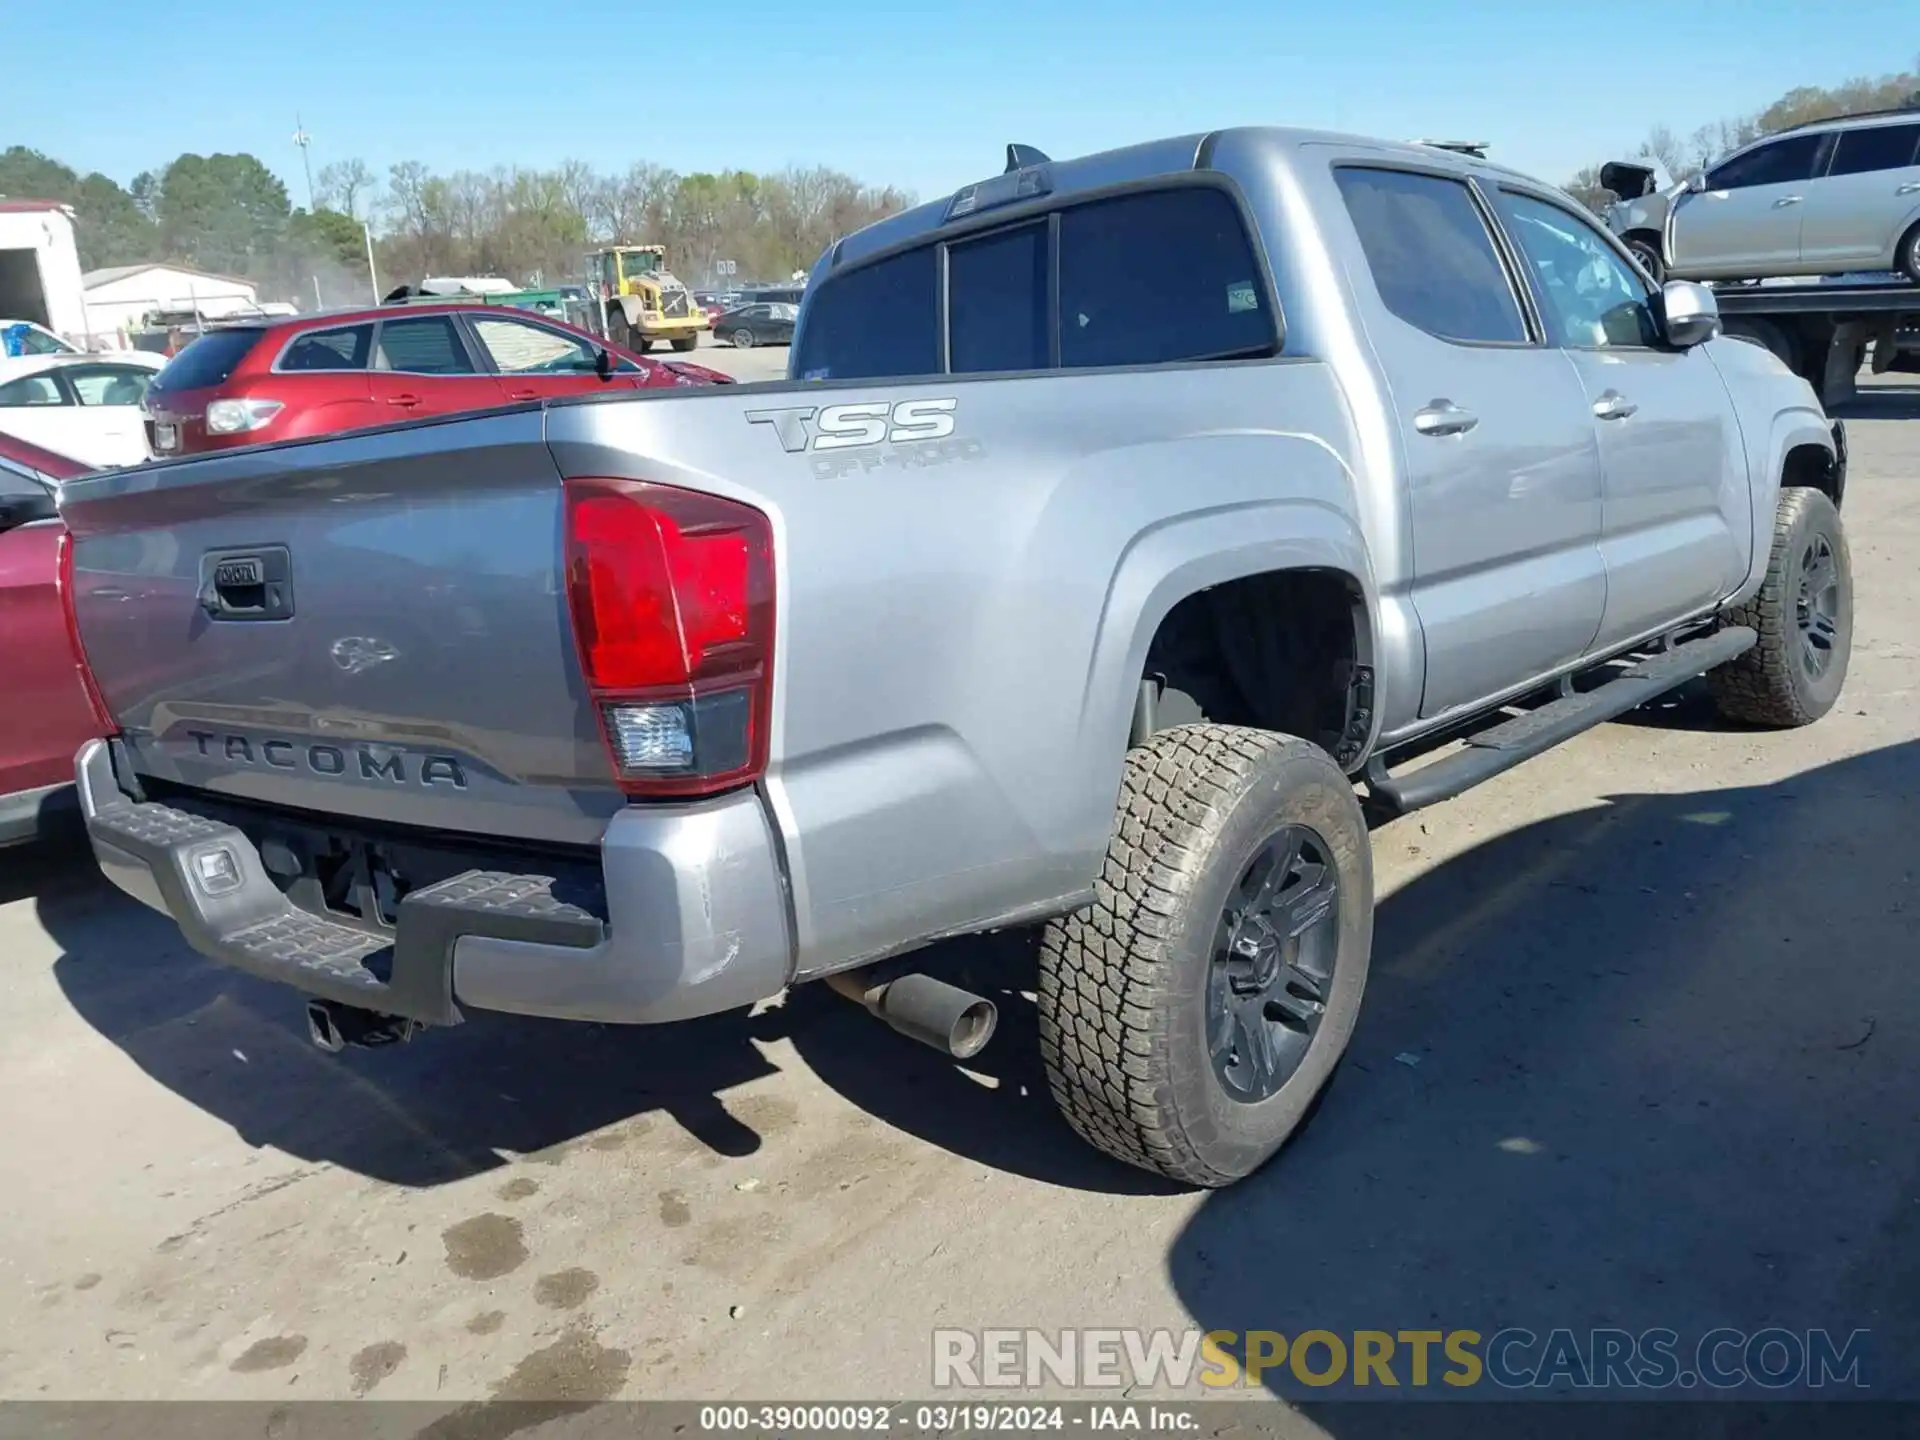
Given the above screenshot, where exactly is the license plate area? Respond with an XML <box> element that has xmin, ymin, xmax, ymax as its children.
<box><xmin>198</xmin><ymin>545</ymin><xmax>293</xmax><ymax>621</ymax></box>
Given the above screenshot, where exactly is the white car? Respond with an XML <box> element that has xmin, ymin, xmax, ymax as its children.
<box><xmin>0</xmin><ymin>319</ymin><xmax>165</xmax><ymax>368</ymax></box>
<box><xmin>0</xmin><ymin>356</ymin><xmax>158</xmax><ymax>468</ymax></box>
<box><xmin>1606</xmin><ymin>110</ymin><xmax>1920</xmax><ymax>282</ymax></box>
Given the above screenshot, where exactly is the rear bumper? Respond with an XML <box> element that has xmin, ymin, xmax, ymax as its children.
<box><xmin>76</xmin><ymin>739</ymin><xmax>793</xmax><ymax>1025</ymax></box>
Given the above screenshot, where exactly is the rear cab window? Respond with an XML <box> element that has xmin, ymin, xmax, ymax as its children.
<box><xmin>948</xmin><ymin>221</ymin><xmax>1048</xmax><ymax>374</ymax></box>
<box><xmin>1060</xmin><ymin>188</ymin><xmax>1274</xmax><ymax>367</ymax></box>
<box><xmin>792</xmin><ymin>183</ymin><xmax>1276</xmax><ymax>382</ymax></box>
<box><xmin>794</xmin><ymin>247</ymin><xmax>939</xmax><ymax>381</ymax></box>
<box><xmin>150</xmin><ymin>328</ymin><xmax>265</xmax><ymax>393</ymax></box>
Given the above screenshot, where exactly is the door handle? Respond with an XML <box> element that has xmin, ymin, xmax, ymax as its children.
<box><xmin>506</xmin><ymin>388</ymin><xmax>538</xmax><ymax>402</ymax></box>
<box><xmin>1592</xmin><ymin>391</ymin><xmax>1638</xmax><ymax>421</ymax></box>
<box><xmin>1413</xmin><ymin>400</ymin><xmax>1478</xmax><ymax>437</ymax></box>
<box><xmin>386</xmin><ymin>393</ymin><xmax>420</xmax><ymax>408</ymax></box>
<box><xmin>1772</xmin><ymin>196</ymin><xmax>1803</xmax><ymax>207</ymax></box>
<box><xmin>1898</xmin><ymin>182</ymin><xmax>1920</xmax><ymax>196</ymax></box>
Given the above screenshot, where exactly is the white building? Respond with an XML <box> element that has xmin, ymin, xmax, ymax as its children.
<box><xmin>0</xmin><ymin>200</ymin><xmax>89</xmax><ymax>340</ymax></box>
<box><xmin>82</xmin><ymin>263</ymin><xmax>259</xmax><ymax>335</ymax></box>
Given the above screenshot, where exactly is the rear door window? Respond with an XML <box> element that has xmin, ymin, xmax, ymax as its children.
<box><xmin>792</xmin><ymin>246</ymin><xmax>939</xmax><ymax>381</ymax></box>
<box><xmin>1058</xmin><ymin>188</ymin><xmax>1275</xmax><ymax>368</ymax></box>
<box><xmin>150</xmin><ymin>328</ymin><xmax>263</xmax><ymax>391</ymax></box>
<box><xmin>1335</xmin><ymin>167</ymin><xmax>1529</xmax><ymax>344</ymax></box>
<box><xmin>374</xmin><ymin>316</ymin><xmax>476</xmax><ymax>375</ymax></box>
<box><xmin>1826</xmin><ymin>123</ymin><xmax>1920</xmax><ymax>177</ymax></box>
<box><xmin>280</xmin><ymin>324</ymin><xmax>373</xmax><ymax>371</ymax></box>
<box><xmin>948</xmin><ymin>221</ymin><xmax>1049</xmax><ymax>374</ymax></box>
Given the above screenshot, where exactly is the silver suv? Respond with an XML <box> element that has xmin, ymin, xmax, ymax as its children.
<box><xmin>1607</xmin><ymin>109</ymin><xmax>1920</xmax><ymax>282</ymax></box>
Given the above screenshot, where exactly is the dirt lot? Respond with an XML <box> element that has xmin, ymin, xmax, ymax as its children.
<box><xmin>3</xmin><ymin>375</ymin><xmax>1918</xmax><ymax>1419</ymax></box>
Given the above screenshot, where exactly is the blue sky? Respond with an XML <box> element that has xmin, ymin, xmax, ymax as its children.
<box><xmin>6</xmin><ymin>1</ymin><xmax>1914</xmax><ymax>210</ymax></box>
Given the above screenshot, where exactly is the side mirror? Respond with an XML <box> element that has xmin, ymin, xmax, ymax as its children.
<box><xmin>1660</xmin><ymin>280</ymin><xmax>1722</xmax><ymax>349</ymax></box>
<box><xmin>1685</xmin><ymin>172</ymin><xmax>1708</xmax><ymax>194</ymax></box>
<box><xmin>593</xmin><ymin>344</ymin><xmax>614</xmax><ymax>379</ymax></box>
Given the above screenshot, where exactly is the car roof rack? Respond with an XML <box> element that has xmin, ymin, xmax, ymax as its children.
<box><xmin>1770</xmin><ymin>105</ymin><xmax>1920</xmax><ymax>135</ymax></box>
<box><xmin>1005</xmin><ymin>143</ymin><xmax>1050</xmax><ymax>173</ymax></box>
<box><xmin>1411</xmin><ymin>139</ymin><xmax>1490</xmax><ymax>158</ymax></box>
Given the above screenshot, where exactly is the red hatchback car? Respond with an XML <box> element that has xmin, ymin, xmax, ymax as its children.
<box><xmin>144</xmin><ymin>301</ymin><xmax>731</xmax><ymax>457</ymax></box>
<box><xmin>0</xmin><ymin>430</ymin><xmax>107</xmax><ymax>846</ymax></box>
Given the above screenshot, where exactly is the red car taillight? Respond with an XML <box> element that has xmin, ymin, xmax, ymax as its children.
<box><xmin>563</xmin><ymin>478</ymin><xmax>774</xmax><ymax>798</ymax></box>
<box><xmin>56</xmin><ymin>529</ymin><xmax>116</xmax><ymax>733</ymax></box>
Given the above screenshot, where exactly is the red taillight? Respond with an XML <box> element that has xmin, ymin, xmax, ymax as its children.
<box><xmin>563</xmin><ymin>478</ymin><xmax>774</xmax><ymax>798</ymax></box>
<box><xmin>56</xmin><ymin>529</ymin><xmax>115</xmax><ymax>734</ymax></box>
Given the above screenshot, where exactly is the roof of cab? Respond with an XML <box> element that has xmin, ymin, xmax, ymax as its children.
<box><xmin>826</xmin><ymin>126</ymin><xmax>1559</xmax><ymax>272</ymax></box>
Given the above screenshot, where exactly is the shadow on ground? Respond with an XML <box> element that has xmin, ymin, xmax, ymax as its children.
<box><xmin>1833</xmin><ymin>379</ymin><xmax>1920</xmax><ymax>422</ymax></box>
<box><xmin>28</xmin><ymin>730</ymin><xmax>1920</xmax><ymax>1262</ymax></box>
<box><xmin>1169</xmin><ymin>739</ymin><xmax>1920</xmax><ymax>1417</ymax></box>
<box><xmin>28</xmin><ymin>826</ymin><xmax>1155</xmax><ymax>1193</ymax></box>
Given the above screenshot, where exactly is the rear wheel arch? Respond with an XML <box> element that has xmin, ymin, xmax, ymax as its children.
<box><xmin>1130</xmin><ymin>563</ymin><xmax>1376</xmax><ymax>770</ymax></box>
<box><xmin>1897</xmin><ymin>217</ymin><xmax>1920</xmax><ymax>282</ymax></box>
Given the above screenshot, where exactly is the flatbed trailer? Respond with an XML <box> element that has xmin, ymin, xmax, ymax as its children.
<box><xmin>1712</xmin><ymin>278</ymin><xmax>1920</xmax><ymax>407</ymax></box>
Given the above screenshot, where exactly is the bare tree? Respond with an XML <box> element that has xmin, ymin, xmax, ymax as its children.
<box><xmin>316</xmin><ymin>158</ymin><xmax>377</xmax><ymax>219</ymax></box>
<box><xmin>1562</xmin><ymin>165</ymin><xmax>1612</xmax><ymax>213</ymax></box>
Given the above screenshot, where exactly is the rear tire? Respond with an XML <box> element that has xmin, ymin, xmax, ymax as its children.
<box><xmin>732</xmin><ymin>328</ymin><xmax>755</xmax><ymax>349</ymax></box>
<box><xmin>671</xmin><ymin>336</ymin><xmax>698</xmax><ymax>353</ymax></box>
<box><xmin>1899</xmin><ymin>222</ymin><xmax>1920</xmax><ymax>284</ymax></box>
<box><xmin>1710</xmin><ymin>486</ymin><xmax>1852</xmax><ymax>727</ymax></box>
<box><xmin>1038</xmin><ymin>726</ymin><xmax>1373</xmax><ymax>1188</ymax></box>
<box><xmin>1724</xmin><ymin>316</ymin><xmax>1799</xmax><ymax>373</ymax></box>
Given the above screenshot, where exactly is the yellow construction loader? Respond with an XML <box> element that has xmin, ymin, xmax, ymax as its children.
<box><xmin>589</xmin><ymin>246</ymin><xmax>708</xmax><ymax>353</ymax></box>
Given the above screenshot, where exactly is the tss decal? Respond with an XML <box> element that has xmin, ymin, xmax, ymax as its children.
<box><xmin>746</xmin><ymin>398</ymin><xmax>957</xmax><ymax>453</ymax></box>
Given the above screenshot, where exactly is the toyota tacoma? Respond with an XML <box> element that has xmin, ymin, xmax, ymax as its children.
<box><xmin>58</xmin><ymin>128</ymin><xmax>1850</xmax><ymax>1186</ymax></box>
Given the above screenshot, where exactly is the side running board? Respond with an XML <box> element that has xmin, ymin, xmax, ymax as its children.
<box><xmin>1365</xmin><ymin>626</ymin><xmax>1756</xmax><ymax>818</ymax></box>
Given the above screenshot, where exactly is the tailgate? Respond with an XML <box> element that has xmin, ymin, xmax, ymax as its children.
<box><xmin>58</xmin><ymin>410</ymin><xmax>621</xmax><ymax>845</ymax></box>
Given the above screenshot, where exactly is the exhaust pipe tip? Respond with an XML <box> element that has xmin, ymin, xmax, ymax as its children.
<box><xmin>306</xmin><ymin>1001</ymin><xmax>345</xmax><ymax>1054</ymax></box>
<box><xmin>829</xmin><ymin>969</ymin><xmax>998</xmax><ymax>1060</ymax></box>
<box><xmin>934</xmin><ymin>996</ymin><xmax>997</xmax><ymax>1061</ymax></box>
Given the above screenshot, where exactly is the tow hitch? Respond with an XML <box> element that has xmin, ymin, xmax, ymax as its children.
<box><xmin>305</xmin><ymin>1000</ymin><xmax>421</xmax><ymax>1052</ymax></box>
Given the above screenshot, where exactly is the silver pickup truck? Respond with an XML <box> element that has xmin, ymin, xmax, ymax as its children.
<box><xmin>59</xmin><ymin>128</ymin><xmax>1850</xmax><ymax>1187</ymax></box>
